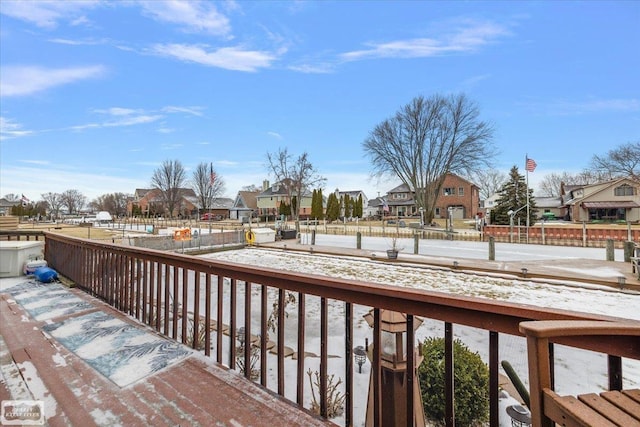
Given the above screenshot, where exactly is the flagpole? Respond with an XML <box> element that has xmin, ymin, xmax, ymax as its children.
<box><xmin>526</xmin><ymin>154</ymin><xmax>530</xmax><ymax>243</ymax></box>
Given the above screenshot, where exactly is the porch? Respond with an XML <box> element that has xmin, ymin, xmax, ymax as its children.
<box><xmin>1</xmin><ymin>232</ymin><xmax>638</xmax><ymax>426</ymax></box>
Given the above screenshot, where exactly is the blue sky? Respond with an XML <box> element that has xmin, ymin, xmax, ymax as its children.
<box><xmin>1</xmin><ymin>1</ymin><xmax>638</xmax><ymax>203</ymax></box>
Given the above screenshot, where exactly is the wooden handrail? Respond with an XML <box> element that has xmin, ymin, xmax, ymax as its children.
<box><xmin>42</xmin><ymin>232</ymin><xmax>640</xmax><ymax>427</ymax></box>
<box><xmin>520</xmin><ymin>320</ymin><xmax>640</xmax><ymax>427</ymax></box>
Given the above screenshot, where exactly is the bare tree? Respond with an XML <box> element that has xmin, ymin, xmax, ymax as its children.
<box><xmin>266</xmin><ymin>148</ymin><xmax>326</xmax><ymax>222</ymax></box>
<box><xmin>192</xmin><ymin>162</ymin><xmax>225</xmax><ymax>213</ymax></box>
<box><xmin>363</xmin><ymin>94</ymin><xmax>495</xmax><ymax>223</ymax></box>
<box><xmin>60</xmin><ymin>189</ymin><xmax>86</xmax><ymax>215</ymax></box>
<box><xmin>537</xmin><ymin>172</ymin><xmax>580</xmax><ymax>197</ymax></box>
<box><xmin>41</xmin><ymin>192</ymin><xmax>63</xmax><ymax>219</ymax></box>
<box><xmin>90</xmin><ymin>192</ymin><xmax>129</xmax><ymax>216</ymax></box>
<box><xmin>241</xmin><ymin>184</ymin><xmax>261</xmax><ymax>192</ymax></box>
<box><xmin>470</xmin><ymin>170</ymin><xmax>507</xmax><ymax>200</ymax></box>
<box><xmin>151</xmin><ymin>159</ymin><xmax>186</xmax><ymax>218</ymax></box>
<box><xmin>589</xmin><ymin>141</ymin><xmax>640</xmax><ymax>181</ymax></box>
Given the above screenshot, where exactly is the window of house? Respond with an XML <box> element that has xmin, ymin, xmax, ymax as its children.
<box><xmin>458</xmin><ymin>187</ymin><xmax>464</xmax><ymax>196</ymax></box>
<box><xmin>614</xmin><ymin>184</ymin><xmax>637</xmax><ymax>196</ymax></box>
<box><xmin>435</xmin><ymin>207</ymin><xmax>440</xmax><ymax>216</ymax></box>
<box><xmin>443</xmin><ymin>187</ymin><xmax>455</xmax><ymax>196</ymax></box>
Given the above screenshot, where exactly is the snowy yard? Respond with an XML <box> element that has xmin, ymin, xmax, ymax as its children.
<box><xmin>200</xmin><ymin>239</ymin><xmax>639</xmax><ymax>427</ymax></box>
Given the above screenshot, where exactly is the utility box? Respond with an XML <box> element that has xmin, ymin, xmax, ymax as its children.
<box><xmin>0</xmin><ymin>241</ymin><xmax>45</xmax><ymax>278</ymax></box>
<box><xmin>252</xmin><ymin>228</ymin><xmax>276</xmax><ymax>244</ymax></box>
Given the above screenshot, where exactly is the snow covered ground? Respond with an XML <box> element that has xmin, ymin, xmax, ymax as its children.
<box><xmin>199</xmin><ymin>237</ymin><xmax>638</xmax><ymax>427</ymax></box>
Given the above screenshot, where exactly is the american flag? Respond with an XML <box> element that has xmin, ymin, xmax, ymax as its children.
<box><xmin>382</xmin><ymin>199</ymin><xmax>389</xmax><ymax>213</ymax></box>
<box><xmin>525</xmin><ymin>157</ymin><xmax>537</xmax><ymax>172</ymax></box>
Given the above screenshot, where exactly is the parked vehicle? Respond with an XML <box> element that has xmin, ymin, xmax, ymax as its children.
<box><xmin>200</xmin><ymin>213</ymin><xmax>221</xmax><ymax>221</ymax></box>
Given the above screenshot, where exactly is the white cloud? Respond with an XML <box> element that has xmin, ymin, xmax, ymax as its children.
<box><xmin>162</xmin><ymin>106</ymin><xmax>205</xmax><ymax>116</ymax></box>
<box><xmin>0</xmin><ymin>0</ymin><xmax>99</xmax><ymax>29</ymax></box>
<box><xmin>0</xmin><ymin>65</ymin><xmax>106</xmax><ymax>97</ymax></box>
<box><xmin>138</xmin><ymin>0</ymin><xmax>231</xmax><ymax>36</ymax></box>
<box><xmin>69</xmin><ymin>108</ymin><xmax>163</xmax><ymax>131</ymax></box>
<box><xmin>340</xmin><ymin>21</ymin><xmax>509</xmax><ymax>62</ymax></box>
<box><xmin>288</xmin><ymin>62</ymin><xmax>336</xmax><ymax>74</ymax></box>
<box><xmin>0</xmin><ymin>117</ymin><xmax>34</xmax><ymax>140</ymax></box>
<box><xmin>104</xmin><ymin>115</ymin><xmax>163</xmax><ymax>127</ymax></box>
<box><xmin>93</xmin><ymin>107</ymin><xmax>142</xmax><ymax>116</ymax></box>
<box><xmin>150</xmin><ymin>43</ymin><xmax>277</xmax><ymax>72</ymax></box>
<box><xmin>267</xmin><ymin>131</ymin><xmax>283</xmax><ymax>140</ymax></box>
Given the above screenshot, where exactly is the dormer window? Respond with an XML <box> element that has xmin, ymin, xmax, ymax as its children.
<box><xmin>614</xmin><ymin>184</ymin><xmax>637</xmax><ymax>196</ymax></box>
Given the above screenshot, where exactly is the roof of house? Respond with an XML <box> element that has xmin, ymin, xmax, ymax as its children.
<box><xmin>233</xmin><ymin>191</ymin><xmax>259</xmax><ymax>209</ymax></box>
<box><xmin>535</xmin><ymin>197</ymin><xmax>562</xmax><ymax>208</ymax></box>
<box><xmin>0</xmin><ymin>198</ymin><xmax>20</xmax><ymax>208</ymax></box>
<box><xmin>211</xmin><ymin>198</ymin><xmax>234</xmax><ymax>209</ymax></box>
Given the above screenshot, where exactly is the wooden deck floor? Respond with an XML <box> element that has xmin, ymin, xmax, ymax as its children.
<box><xmin>0</xmin><ymin>281</ymin><xmax>334</xmax><ymax>427</ymax></box>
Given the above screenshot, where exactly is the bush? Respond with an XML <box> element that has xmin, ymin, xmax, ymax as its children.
<box><xmin>418</xmin><ymin>337</ymin><xmax>489</xmax><ymax>426</ymax></box>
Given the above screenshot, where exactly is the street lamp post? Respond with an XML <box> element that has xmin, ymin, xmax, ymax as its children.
<box><xmin>508</xmin><ymin>205</ymin><xmax>527</xmax><ymax>244</ymax></box>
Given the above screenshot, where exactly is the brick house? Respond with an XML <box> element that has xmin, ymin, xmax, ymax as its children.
<box><xmin>385</xmin><ymin>173</ymin><xmax>480</xmax><ymax>220</ymax></box>
<box><xmin>128</xmin><ymin>188</ymin><xmax>199</xmax><ymax>218</ymax></box>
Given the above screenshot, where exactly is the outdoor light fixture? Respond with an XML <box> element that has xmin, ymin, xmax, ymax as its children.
<box><xmin>506</xmin><ymin>404</ymin><xmax>532</xmax><ymax>427</ymax></box>
<box><xmin>310</xmin><ymin>247</ymin><xmax>314</xmax><ymax>253</ymax></box>
<box><xmin>453</xmin><ymin>261</ymin><xmax>459</xmax><ymax>269</ymax></box>
<box><xmin>353</xmin><ymin>346</ymin><xmax>367</xmax><ymax>373</ymax></box>
<box><xmin>521</xmin><ymin>268</ymin><xmax>528</xmax><ymax>277</ymax></box>
<box><xmin>618</xmin><ymin>276</ymin><xmax>626</xmax><ymax>289</ymax></box>
<box><xmin>283</xmin><ymin>244</ymin><xmax>287</xmax><ymax>250</ymax></box>
<box><xmin>237</xmin><ymin>326</ymin><xmax>246</xmax><ymax>346</ymax></box>
<box><xmin>363</xmin><ymin>309</ymin><xmax>426</xmax><ymax>426</ymax></box>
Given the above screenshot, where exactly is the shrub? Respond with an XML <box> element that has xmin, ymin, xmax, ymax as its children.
<box><xmin>418</xmin><ymin>337</ymin><xmax>489</xmax><ymax>426</ymax></box>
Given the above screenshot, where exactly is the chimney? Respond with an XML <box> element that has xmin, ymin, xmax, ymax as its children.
<box><xmin>263</xmin><ymin>180</ymin><xmax>269</xmax><ymax>191</ymax></box>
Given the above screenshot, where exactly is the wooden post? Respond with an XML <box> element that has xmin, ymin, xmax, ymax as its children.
<box><xmin>624</xmin><ymin>240</ymin><xmax>634</xmax><ymax>263</ymax></box>
<box><xmin>414</xmin><ymin>234</ymin><xmax>419</xmax><ymax>254</ymax></box>
<box><xmin>606</xmin><ymin>239</ymin><xmax>614</xmax><ymax>261</ymax></box>
<box><xmin>488</xmin><ymin>236</ymin><xmax>495</xmax><ymax>261</ymax></box>
<box><xmin>357</xmin><ymin>231</ymin><xmax>362</xmax><ymax>249</ymax></box>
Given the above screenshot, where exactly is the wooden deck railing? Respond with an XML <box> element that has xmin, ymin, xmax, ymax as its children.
<box><xmin>43</xmin><ymin>232</ymin><xmax>639</xmax><ymax>427</ymax></box>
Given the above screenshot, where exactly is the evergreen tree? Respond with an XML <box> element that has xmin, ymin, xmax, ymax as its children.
<box><xmin>492</xmin><ymin>166</ymin><xmax>538</xmax><ymax>225</ymax></box>
<box><xmin>343</xmin><ymin>194</ymin><xmax>351</xmax><ymax>218</ymax></box>
<box><xmin>356</xmin><ymin>194</ymin><xmax>363</xmax><ymax>218</ymax></box>
<box><xmin>316</xmin><ymin>188</ymin><xmax>324</xmax><ymax>219</ymax></box>
<box><xmin>311</xmin><ymin>189</ymin><xmax>324</xmax><ymax>219</ymax></box>
<box><xmin>325</xmin><ymin>193</ymin><xmax>340</xmax><ymax>221</ymax></box>
<box><xmin>279</xmin><ymin>201</ymin><xmax>291</xmax><ymax>216</ymax></box>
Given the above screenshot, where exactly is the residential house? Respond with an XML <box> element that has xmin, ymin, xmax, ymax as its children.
<box><xmin>229</xmin><ymin>190</ymin><xmax>259</xmax><ymax>221</ymax></box>
<box><xmin>433</xmin><ymin>174</ymin><xmax>480</xmax><ymax>220</ymax></box>
<box><xmin>128</xmin><ymin>188</ymin><xmax>199</xmax><ymax>218</ymax></box>
<box><xmin>385</xmin><ymin>183</ymin><xmax>415</xmax><ymax>217</ymax></box>
<box><xmin>334</xmin><ymin>189</ymin><xmax>368</xmax><ymax>218</ymax></box>
<box><xmin>0</xmin><ymin>198</ymin><xmax>19</xmax><ymax>216</ymax></box>
<box><xmin>561</xmin><ymin>178</ymin><xmax>640</xmax><ymax>222</ymax></box>
<box><xmin>256</xmin><ymin>180</ymin><xmax>314</xmax><ymax>220</ymax></box>
<box><xmin>385</xmin><ymin>173</ymin><xmax>480</xmax><ymax>220</ymax></box>
<box><xmin>366</xmin><ymin>197</ymin><xmax>387</xmax><ymax>219</ymax></box>
<box><xmin>535</xmin><ymin>196</ymin><xmax>563</xmax><ymax>220</ymax></box>
<box><xmin>203</xmin><ymin>197</ymin><xmax>234</xmax><ymax>220</ymax></box>
<box><xmin>481</xmin><ymin>193</ymin><xmax>500</xmax><ymax>223</ymax></box>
